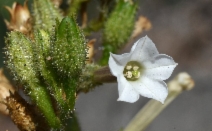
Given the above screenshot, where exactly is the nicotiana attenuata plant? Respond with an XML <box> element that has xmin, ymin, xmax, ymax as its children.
<box><xmin>0</xmin><ymin>0</ymin><xmax>192</xmax><ymax>131</ymax></box>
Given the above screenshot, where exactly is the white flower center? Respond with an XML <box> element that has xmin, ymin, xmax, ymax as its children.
<box><xmin>123</xmin><ymin>61</ymin><xmax>144</xmax><ymax>81</ymax></box>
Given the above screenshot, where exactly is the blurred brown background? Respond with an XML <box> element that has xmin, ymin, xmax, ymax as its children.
<box><xmin>1</xmin><ymin>0</ymin><xmax>212</xmax><ymax>130</ymax></box>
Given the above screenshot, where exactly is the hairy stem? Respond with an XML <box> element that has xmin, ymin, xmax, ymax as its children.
<box><xmin>94</xmin><ymin>66</ymin><xmax>117</xmax><ymax>83</ymax></box>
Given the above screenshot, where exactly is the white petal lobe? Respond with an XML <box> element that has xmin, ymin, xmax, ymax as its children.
<box><xmin>143</xmin><ymin>54</ymin><xmax>178</xmax><ymax>80</ymax></box>
<box><xmin>109</xmin><ymin>53</ymin><xmax>126</xmax><ymax>76</ymax></box>
<box><xmin>130</xmin><ymin>77</ymin><xmax>168</xmax><ymax>103</ymax></box>
<box><xmin>130</xmin><ymin>36</ymin><xmax>159</xmax><ymax>62</ymax></box>
<box><xmin>117</xmin><ymin>75</ymin><xmax>139</xmax><ymax>103</ymax></box>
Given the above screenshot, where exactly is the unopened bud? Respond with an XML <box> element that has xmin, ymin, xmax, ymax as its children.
<box><xmin>52</xmin><ymin>16</ymin><xmax>87</xmax><ymax>77</ymax></box>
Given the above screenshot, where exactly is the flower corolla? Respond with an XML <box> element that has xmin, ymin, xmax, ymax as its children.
<box><xmin>109</xmin><ymin>36</ymin><xmax>177</xmax><ymax>103</ymax></box>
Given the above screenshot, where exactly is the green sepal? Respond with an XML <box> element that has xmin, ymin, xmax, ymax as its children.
<box><xmin>51</xmin><ymin>16</ymin><xmax>87</xmax><ymax>117</ymax></box>
<box><xmin>52</xmin><ymin>16</ymin><xmax>87</xmax><ymax>78</ymax></box>
<box><xmin>32</xmin><ymin>0</ymin><xmax>63</xmax><ymax>33</ymax></box>
<box><xmin>100</xmin><ymin>0</ymin><xmax>137</xmax><ymax>65</ymax></box>
<box><xmin>4</xmin><ymin>31</ymin><xmax>61</xmax><ymax>128</ymax></box>
<box><xmin>34</xmin><ymin>30</ymin><xmax>71</xmax><ymax>120</ymax></box>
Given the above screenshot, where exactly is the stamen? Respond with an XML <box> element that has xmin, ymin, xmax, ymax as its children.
<box><xmin>126</xmin><ymin>65</ymin><xmax>132</xmax><ymax>70</ymax></box>
<box><xmin>126</xmin><ymin>71</ymin><xmax>132</xmax><ymax>78</ymax></box>
<box><xmin>133</xmin><ymin>66</ymin><xmax>139</xmax><ymax>71</ymax></box>
<box><xmin>123</xmin><ymin>61</ymin><xmax>144</xmax><ymax>81</ymax></box>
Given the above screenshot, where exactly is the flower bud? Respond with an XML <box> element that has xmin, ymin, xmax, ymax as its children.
<box><xmin>52</xmin><ymin>16</ymin><xmax>87</xmax><ymax>78</ymax></box>
<box><xmin>103</xmin><ymin>0</ymin><xmax>137</xmax><ymax>46</ymax></box>
<box><xmin>5</xmin><ymin>31</ymin><xmax>36</xmax><ymax>84</ymax></box>
<box><xmin>51</xmin><ymin>16</ymin><xmax>87</xmax><ymax>114</ymax></box>
<box><xmin>5</xmin><ymin>31</ymin><xmax>61</xmax><ymax>128</ymax></box>
<box><xmin>101</xmin><ymin>0</ymin><xmax>137</xmax><ymax>65</ymax></box>
<box><xmin>32</xmin><ymin>0</ymin><xmax>63</xmax><ymax>32</ymax></box>
<box><xmin>34</xmin><ymin>30</ymin><xmax>71</xmax><ymax>118</ymax></box>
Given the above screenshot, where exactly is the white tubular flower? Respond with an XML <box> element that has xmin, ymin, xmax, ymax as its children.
<box><xmin>109</xmin><ymin>36</ymin><xmax>177</xmax><ymax>103</ymax></box>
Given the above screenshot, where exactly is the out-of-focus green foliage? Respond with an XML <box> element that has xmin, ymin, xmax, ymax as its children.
<box><xmin>32</xmin><ymin>0</ymin><xmax>63</xmax><ymax>33</ymax></box>
<box><xmin>100</xmin><ymin>0</ymin><xmax>137</xmax><ymax>65</ymax></box>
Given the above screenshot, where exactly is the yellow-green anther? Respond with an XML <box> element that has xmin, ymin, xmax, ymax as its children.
<box><xmin>126</xmin><ymin>65</ymin><xmax>132</xmax><ymax>70</ymax></box>
<box><xmin>123</xmin><ymin>61</ymin><xmax>144</xmax><ymax>81</ymax></box>
<box><xmin>132</xmin><ymin>70</ymin><xmax>140</xmax><ymax>78</ymax></box>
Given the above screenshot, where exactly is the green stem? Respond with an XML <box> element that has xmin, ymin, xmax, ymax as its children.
<box><xmin>124</xmin><ymin>91</ymin><xmax>180</xmax><ymax>131</ymax></box>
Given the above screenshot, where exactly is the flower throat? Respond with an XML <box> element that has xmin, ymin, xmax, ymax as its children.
<box><xmin>123</xmin><ymin>61</ymin><xmax>144</xmax><ymax>81</ymax></box>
